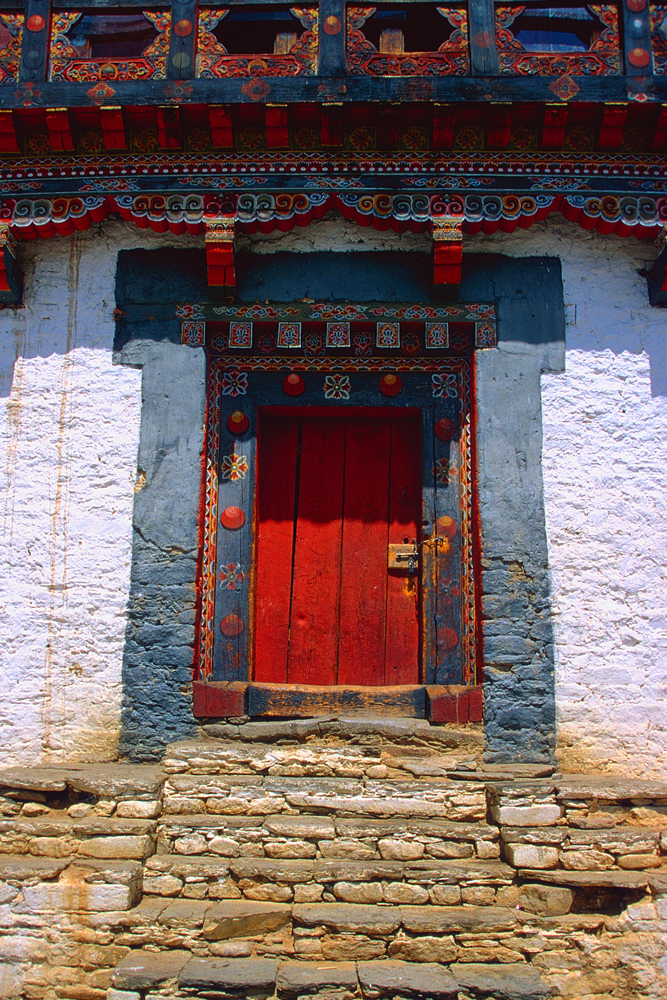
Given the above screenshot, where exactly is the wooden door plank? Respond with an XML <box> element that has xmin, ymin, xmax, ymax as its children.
<box><xmin>337</xmin><ymin>415</ymin><xmax>391</xmax><ymax>686</ymax></box>
<box><xmin>385</xmin><ymin>412</ymin><xmax>421</xmax><ymax>685</ymax></box>
<box><xmin>288</xmin><ymin>414</ymin><xmax>346</xmax><ymax>685</ymax></box>
<box><xmin>254</xmin><ymin>412</ymin><xmax>299</xmax><ymax>683</ymax></box>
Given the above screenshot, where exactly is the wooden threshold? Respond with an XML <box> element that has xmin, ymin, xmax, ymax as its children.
<box><xmin>248</xmin><ymin>683</ymin><xmax>426</xmax><ymax>719</ymax></box>
<box><xmin>193</xmin><ymin>681</ymin><xmax>484</xmax><ymax>723</ymax></box>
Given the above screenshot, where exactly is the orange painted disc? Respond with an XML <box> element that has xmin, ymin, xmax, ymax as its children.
<box><xmin>437</xmin><ymin>515</ymin><xmax>457</xmax><ymax>540</ymax></box>
<box><xmin>283</xmin><ymin>373</ymin><xmax>305</xmax><ymax>396</ymax></box>
<box><xmin>629</xmin><ymin>46</ymin><xmax>650</xmax><ymax>66</ymax></box>
<box><xmin>220</xmin><ymin>614</ymin><xmax>244</xmax><ymax>637</ymax></box>
<box><xmin>435</xmin><ymin>418</ymin><xmax>456</xmax><ymax>441</ymax></box>
<box><xmin>437</xmin><ymin>626</ymin><xmax>458</xmax><ymax>651</ymax></box>
<box><xmin>324</xmin><ymin>14</ymin><xmax>342</xmax><ymax>34</ymax></box>
<box><xmin>220</xmin><ymin>506</ymin><xmax>245</xmax><ymax>530</ymax></box>
<box><xmin>379</xmin><ymin>374</ymin><xmax>402</xmax><ymax>396</ymax></box>
<box><xmin>26</xmin><ymin>14</ymin><xmax>45</xmax><ymax>30</ymax></box>
<box><xmin>174</xmin><ymin>18</ymin><xmax>193</xmax><ymax>36</ymax></box>
<box><xmin>227</xmin><ymin>411</ymin><xmax>249</xmax><ymax>435</ymax></box>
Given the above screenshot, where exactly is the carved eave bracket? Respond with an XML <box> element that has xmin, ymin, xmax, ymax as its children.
<box><xmin>0</xmin><ymin>191</ymin><xmax>666</xmax><ymax>306</ymax></box>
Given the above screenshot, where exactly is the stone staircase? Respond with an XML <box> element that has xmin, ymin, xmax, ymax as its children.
<box><xmin>0</xmin><ymin>719</ymin><xmax>666</xmax><ymax>999</ymax></box>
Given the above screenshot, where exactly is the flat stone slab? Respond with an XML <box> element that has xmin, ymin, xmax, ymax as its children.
<box><xmin>555</xmin><ymin>776</ymin><xmax>667</xmax><ymax>801</ymax></box>
<box><xmin>293</xmin><ymin>902</ymin><xmax>401</xmax><ymax>935</ymax></box>
<box><xmin>400</xmin><ymin>905</ymin><xmax>517</xmax><ymax>934</ymax></box>
<box><xmin>112</xmin><ymin>949</ymin><xmax>190</xmax><ymax>989</ymax></box>
<box><xmin>451</xmin><ymin>962</ymin><xmax>551</xmax><ymax>999</ymax></box>
<box><xmin>277</xmin><ymin>961</ymin><xmax>357</xmax><ymax>997</ymax></box>
<box><xmin>519</xmin><ymin>868</ymin><xmax>650</xmax><ymax>889</ymax></box>
<box><xmin>201</xmin><ymin>720</ymin><xmax>328</xmax><ymax>742</ymax></box>
<box><xmin>203</xmin><ymin>900</ymin><xmax>291</xmax><ymax>941</ymax></box>
<box><xmin>358</xmin><ymin>960</ymin><xmax>458</xmax><ymax>999</ymax></box>
<box><xmin>179</xmin><ymin>958</ymin><xmax>277</xmax><ymax>996</ymax></box>
<box><xmin>0</xmin><ymin>764</ymin><xmax>164</xmax><ymax>797</ymax></box>
<box><xmin>0</xmin><ymin>856</ymin><xmax>71</xmax><ymax>880</ymax></box>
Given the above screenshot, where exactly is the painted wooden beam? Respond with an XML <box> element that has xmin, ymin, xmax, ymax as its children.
<box><xmin>19</xmin><ymin>0</ymin><xmax>50</xmax><ymax>84</ymax></box>
<box><xmin>621</xmin><ymin>0</ymin><xmax>654</xmax><ymax>76</ymax></box>
<box><xmin>468</xmin><ymin>0</ymin><xmax>499</xmax><ymax>75</ymax></box>
<box><xmin>3</xmin><ymin>73</ymin><xmax>667</xmax><ymax>108</ymax></box>
<box><xmin>167</xmin><ymin>0</ymin><xmax>197</xmax><ymax>80</ymax></box>
<box><xmin>318</xmin><ymin>0</ymin><xmax>345</xmax><ymax>77</ymax></box>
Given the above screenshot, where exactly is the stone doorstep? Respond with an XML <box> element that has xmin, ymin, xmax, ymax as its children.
<box><xmin>194</xmin><ymin>718</ymin><xmax>486</xmax><ymax>747</ymax></box>
<box><xmin>111</xmin><ymin>955</ymin><xmax>551</xmax><ymax>999</ymax></box>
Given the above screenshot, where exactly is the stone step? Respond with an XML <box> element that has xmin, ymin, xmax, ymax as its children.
<box><xmin>143</xmin><ymin>853</ymin><xmax>516</xmax><ymax>904</ymax></box>
<box><xmin>164</xmin><ymin>731</ymin><xmax>489</xmax><ymax>780</ymax></box>
<box><xmin>110</xmin><ymin>953</ymin><xmax>552</xmax><ymax>999</ymax></box>
<box><xmin>163</xmin><ymin>774</ymin><xmax>487</xmax><ymax>821</ymax></box>
<box><xmin>157</xmin><ymin>813</ymin><xmax>500</xmax><ymax>861</ymax></box>
<box><xmin>197</xmin><ymin>717</ymin><xmax>488</xmax><ymax>751</ymax></box>
<box><xmin>109</xmin><ymin>897</ymin><xmax>535</xmax><ymax>964</ymax></box>
<box><xmin>0</xmin><ymin>763</ymin><xmax>164</xmax><ymax>815</ymax></box>
<box><xmin>0</xmin><ymin>854</ymin><xmax>142</xmax><ymax>911</ymax></box>
<box><xmin>501</xmin><ymin>822</ymin><xmax>666</xmax><ymax>871</ymax></box>
<box><xmin>0</xmin><ymin>813</ymin><xmax>157</xmax><ymax>859</ymax></box>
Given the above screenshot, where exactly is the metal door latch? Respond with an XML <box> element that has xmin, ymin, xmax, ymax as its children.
<box><xmin>388</xmin><ymin>542</ymin><xmax>419</xmax><ymax>572</ymax></box>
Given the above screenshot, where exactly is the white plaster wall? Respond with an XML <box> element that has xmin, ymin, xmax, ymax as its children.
<box><xmin>468</xmin><ymin>220</ymin><xmax>667</xmax><ymax>777</ymax></box>
<box><xmin>0</xmin><ymin>223</ymin><xmax>201</xmax><ymax>765</ymax></box>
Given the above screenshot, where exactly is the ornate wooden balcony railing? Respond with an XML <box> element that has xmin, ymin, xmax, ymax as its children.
<box><xmin>0</xmin><ymin>0</ymin><xmax>664</xmax><ymax>106</ymax></box>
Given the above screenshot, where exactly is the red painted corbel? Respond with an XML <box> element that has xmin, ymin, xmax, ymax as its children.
<box><xmin>46</xmin><ymin>109</ymin><xmax>75</xmax><ymax>153</ymax></box>
<box><xmin>157</xmin><ymin>106</ymin><xmax>181</xmax><ymax>150</ymax></box>
<box><xmin>99</xmin><ymin>107</ymin><xmax>128</xmax><ymax>151</ymax></box>
<box><xmin>204</xmin><ymin>215</ymin><xmax>236</xmax><ymax>299</ymax></box>
<box><xmin>597</xmin><ymin>103</ymin><xmax>628</xmax><ymax>151</ymax></box>
<box><xmin>0</xmin><ymin>111</ymin><xmax>19</xmax><ymax>154</ymax></box>
<box><xmin>431</xmin><ymin>215</ymin><xmax>463</xmax><ymax>300</ymax></box>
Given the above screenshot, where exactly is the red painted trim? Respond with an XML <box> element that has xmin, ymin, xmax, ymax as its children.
<box><xmin>470</xmin><ymin>352</ymin><xmax>484</xmax><ymax>687</ymax></box>
<box><xmin>192</xmin><ymin>681</ymin><xmax>248</xmax><ymax>718</ymax></box>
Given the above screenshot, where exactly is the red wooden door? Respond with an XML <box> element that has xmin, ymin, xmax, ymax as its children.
<box><xmin>254</xmin><ymin>408</ymin><xmax>421</xmax><ymax>686</ymax></box>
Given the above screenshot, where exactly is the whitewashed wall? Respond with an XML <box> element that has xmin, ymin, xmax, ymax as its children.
<box><xmin>468</xmin><ymin>221</ymin><xmax>667</xmax><ymax>777</ymax></box>
<box><xmin>0</xmin><ymin>217</ymin><xmax>665</xmax><ymax>774</ymax></box>
<box><xmin>0</xmin><ymin>225</ymin><xmax>199</xmax><ymax>765</ymax></box>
